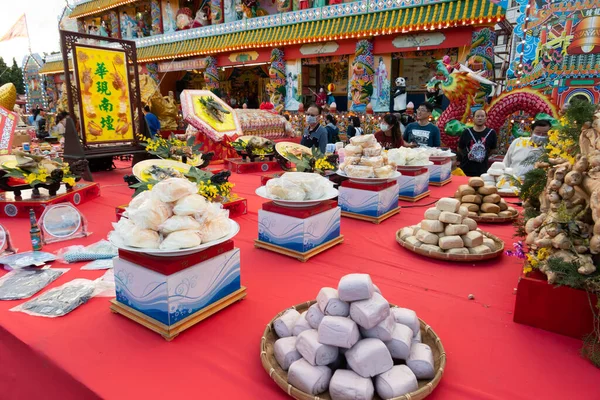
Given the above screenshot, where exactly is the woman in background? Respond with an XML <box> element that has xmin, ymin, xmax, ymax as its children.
<box><xmin>374</xmin><ymin>114</ymin><xmax>403</xmax><ymax>149</ymax></box>
<box><xmin>325</xmin><ymin>114</ymin><xmax>340</xmax><ymax>144</ymax></box>
<box><xmin>346</xmin><ymin>116</ymin><xmax>363</xmax><ymax>138</ymax></box>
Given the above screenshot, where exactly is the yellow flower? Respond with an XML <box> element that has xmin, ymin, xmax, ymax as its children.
<box><xmin>523</xmin><ymin>266</ymin><xmax>533</xmax><ymax>274</ymax></box>
<box><xmin>147</xmin><ymin>184</ymin><xmax>154</xmax><ymax>190</ymax></box>
<box><xmin>24</xmin><ymin>173</ymin><xmax>38</xmax><ymax>184</ymax></box>
<box><xmin>537</xmin><ymin>247</ymin><xmax>550</xmax><ymax>261</ymax></box>
<box><xmin>63</xmin><ymin>177</ymin><xmax>76</xmax><ymax>186</ymax></box>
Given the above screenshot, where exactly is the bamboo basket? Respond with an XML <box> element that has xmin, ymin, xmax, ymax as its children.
<box><xmin>396</xmin><ymin>229</ymin><xmax>504</xmax><ymax>262</ymax></box>
<box><xmin>470</xmin><ymin>213</ymin><xmax>518</xmax><ymax>224</ymax></box>
<box><xmin>260</xmin><ymin>301</ymin><xmax>446</xmax><ymax>400</ymax></box>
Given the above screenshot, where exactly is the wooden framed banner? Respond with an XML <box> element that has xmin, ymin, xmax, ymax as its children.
<box><xmin>0</xmin><ymin>106</ymin><xmax>17</xmax><ymax>155</ymax></box>
<box><xmin>73</xmin><ymin>45</ymin><xmax>136</xmax><ymax>144</ymax></box>
<box><xmin>60</xmin><ymin>30</ymin><xmax>144</xmax><ymax>146</ymax></box>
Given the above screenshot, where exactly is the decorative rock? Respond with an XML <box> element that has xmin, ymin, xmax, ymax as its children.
<box><xmin>420</xmin><ymin>244</ymin><xmax>442</xmax><ymax>252</ymax></box>
<box><xmin>416</xmin><ymin>229</ymin><xmax>439</xmax><ymax>245</ymax></box>
<box><xmin>480</xmin><ymin>203</ymin><xmax>500</xmax><ymax>214</ymax></box>
<box><xmin>483</xmin><ymin>194</ymin><xmax>501</xmax><ymax>204</ymax></box>
<box><xmin>274</xmin><ymin>309</ymin><xmax>301</xmax><ymax>338</ymax></box>
<box><xmin>420</xmin><ymin>219</ymin><xmax>444</xmax><ymax>233</ymax></box>
<box><xmin>345</xmin><ymin>338</ymin><xmax>393</xmax><ymax>378</ymax></box>
<box><xmin>288</xmin><ymin>358</ymin><xmax>332</xmax><ymax>395</ymax></box>
<box><xmin>477</xmin><ymin>185</ymin><xmax>498</xmax><ymax>195</ymax></box>
<box><xmin>274</xmin><ymin>336</ymin><xmax>302</xmax><ymax>370</ymax></box>
<box><xmin>399</xmin><ymin>227</ymin><xmax>414</xmax><ymax>240</ymax></box>
<box><xmin>463</xmin><ymin>218</ymin><xmax>477</xmax><ymax>231</ymax></box>
<box><xmin>405</xmin><ymin>236</ymin><xmax>422</xmax><ymax>247</ymax></box>
<box><xmin>385</xmin><ymin>323</ymin><xmax>413</xmax><ymax>360</ymax></box>
<box><xmin>293</xmin><ymin>311</ymin><xmax>312</xmax><ymax>336</ymax></box>
<box><xmin>390</xmin><ymin>307</ymin><xmax>420</xmax><ymax>335</ymax></box>
<box><xmin>424</xmin><ymin>208</ymin><xmax>441</xmax><ymax>220</ymax></box>
<box><xmin>439</xmin><ymin>235</ymin><xmax>464</xmax><ymax>250</ymax></box>
<box><xmin>445</xmin><ymin>224</ymin><xmax>469</xmax><ymax>236</ymax></box>
<box><xmin>317</xmin><ymin>288</ymin><xmax>350</xmax><ymax>317</ymax></box>
<box><xmin>463</xmin><ymin>203</ymin><xmax>480</xmax><ymax>212</ymax></box>
<box><xmin>318</xmin><ymin>316</ymin><xmax>361</xmax><ymax>349</ymax></box>
<box><xmin>461</xmin><ymin>231</ymin><xmax>483</xmax><ymax>248</ymax></box>
<box><xmin>296</xmin><ymin>329</ymin><xmax>339</xmax><ymax>366</ymax></box>
<box><xmin>350</xmin><ymin>292</ymin><xmax>390</xmax><ymax>329</ymax></box>
<box><xmin>306</xmin><ymin>303</ymin><xmax>325</xmax><ymax>329</ymax></box>
<box><xmin>338</xmin><ymin>273</ymin><xmax>374</xmax><ymax>302</ymax></box>
<box><xmin>406</xmin><ymin>343</ymin><xmax>435</xmax><ymax>379</ymax></box>
<box><xmin>446</xmin><ymin>247</ymin><xmax>469</xmax><ymax>255</ymax></box>
<box><xmin>375</xmin><ymin>365</ymin><xmax>418</xmax><ymax>400</ymax></box>
<box><xmin>435</xmin><ymin>198</ymin><xmax>460</xmax><ymax>213</ymax></box>
<box><xmin>461</xmin><ymin>194</ymin><xmax>482</xmax><ymax>204</ymax></box>
<box><xmin>468</xmin><ymin>177</ymin><xmax>485</xmax><ymax>187</ymax></box>
<box><xmin>329</xmin><ymin>369</ymin><xmax>375</xmax><ymax>400</ymax></box>
<box><xmin>468</xmin><ymin>245</ymin><xmax>492</xmax><ymax>255</ymax></box>
<box><xmin>439</xmin><ymin>211</ymin><xmax>462</xmax><ymax>224</ymax></box>
<box><xmin>457</xmin><ymin>184</ymin><xmax>476</xmax><ymax>197</ymax></box>
<box><xmin>482</xmin><ymin>238</ymin><xmax>497</xmax><ymax>252</ymax></box>
<box><xmin>360</xmin><ymin>314</ymin><xmax>396</xmax><ymax>341</ymax></box>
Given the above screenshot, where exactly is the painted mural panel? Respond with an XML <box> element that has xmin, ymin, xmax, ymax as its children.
<box><xmin>372</xmin><ymin>55</ymin><xmax>391</xmax><ymax>112</ymax></box>
<box><xmin>508</xmin><ymin>2</ymin><xmax>600</xmax><ymax>105</ymax></box>
<box><xmin>285</xmin><ymin>60</ymin><xmax>302</xmax><ymax>111</ymax></box>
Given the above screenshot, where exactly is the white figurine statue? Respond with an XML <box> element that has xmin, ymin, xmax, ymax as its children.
<box><xmin>392</xmin><ymin>77</ymin><xmax>407</xmax><ymax>113</ymax></box>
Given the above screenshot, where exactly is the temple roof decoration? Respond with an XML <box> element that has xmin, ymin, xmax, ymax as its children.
<box><xmin>70</xmin><ymin>0</ymin><xmax>139</xmax><ymax>19</ymax></box>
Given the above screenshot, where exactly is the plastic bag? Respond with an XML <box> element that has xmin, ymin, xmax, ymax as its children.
<box><xmin>159</xmin><ymin>230</ymin><xmax>202</xmax><ymax>250</ymax></box>
<box><xmin>81</xmin><ymin>259</ymin><xmax>114</xmax><ymax>270</ymax></box>
<box><xmin>0</xmin><ymin>251</ymin><xmax>57</xmax><ymax>270</ymax></box>
<box><xmin>0</xmin><ymin>268</ymin><xmax>68</xmax><ymax>300</ymax></box>
<box><xmin>159</xmin><ymin>215</ymin><xmax>202</xmax><ymax>235</ymax></box>
<box><xmin>173</xmin><ymin>194</ymin><xmax>209</xmax><ymax>216</ymax></box>
<box><xmin>200</xmin><ymin>216</ymin><xmax>231</xmax><ymax>243</ymax></box>
<box><xmin>56</xmin><ymin>240</ymin><xmax>117</xmax><ymax>264</ymax></box>
<box><xmin>110</xmin><ymin>218</ymin><xmax>161</xmax><ymax>249</ymax></box>
<box><xmin>281</xmin><ymin>172</ymin><xmax>333</xmax><ymax>200</ymax></box>
<box><xmin>126</xmin><ymin>197</ymin><xmax>173</xmax><ymax>231</ymax></box>
<box><xmin>93</xmin><ymin>269</ymin><xmax>115</xmax><ymax>297</ymax></box>
<box><xmin>152</xmin><ymin>178</ymin><xmax>198</xmax><ymax>203</ymax></box>
<box><xmin>11</xmin><ymin>278</ymin><xmax>95</xmax><ymax>317</ymax></box>
<box><xmin>266</xmin><ymin>178</ymin><xmax>306</xmax><ymax>200</ymax></box>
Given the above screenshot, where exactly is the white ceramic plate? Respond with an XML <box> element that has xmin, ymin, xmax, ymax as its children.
<box><xmin>108</xmin><ymin>219</ymin><xmax>240</xmax><ymax>257</ymax></box>
<box><xmin>336</xmin><ymin>170</ymin><xmax>401</xmax><ymax>185</ymax></box>
<box><xmin>255</xmin><ymin>186</ymin><xmax>338</xmax><ymax>208</ymax></box>
<box><xmin>132</xmin><ymin>159</ymin><xmax>191</xmax><ymax>182</ymax></box>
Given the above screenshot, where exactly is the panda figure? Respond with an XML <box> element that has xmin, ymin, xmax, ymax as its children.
<box><xmin>392</xmin><ymin>77</ymin><xmax>407</xmax><ymax>113</ymax></box>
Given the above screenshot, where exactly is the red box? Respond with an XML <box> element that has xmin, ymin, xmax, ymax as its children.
<box><xmin>396</xmin><ymin>167</ymin><xmax>429</xmax><ymax>176</ymax></box>
<box><xmin>118</xmin><ymin>240</ymin><xmax>235</xmax><ymax>275</ymax></box>
<box><xmin>261</xmin><ymin>173</ymin><xmax>284</xmax><ymax>186</ymax></box>
<box><xmin>341</xmin><ymin>180</ymin><xmax>397</xmax><ymax>192</ymax></box>
<box><xmin>262</xmin><ymin>200</ymin><xmax>338</xmax><ymax>219</ymax></box>
<box><xmin>226</xmin><ymin>158</ymin><xmax>282</xmax><ymax>174</ymax></box>
<box><xmin>223</xmin><ymin>197</ymin><xmax>248</xmax><ymax>218</ymax></box>
<box><xmin>513</xmin><ymin>270</ymin><xmax>597</xmax><ymax>339</ymax></box>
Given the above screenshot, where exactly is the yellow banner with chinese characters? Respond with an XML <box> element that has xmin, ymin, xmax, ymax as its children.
<box><xmin>74</xmin><ymin>46</ymin><xmax>134</xmax><ymax>143</ymax></box>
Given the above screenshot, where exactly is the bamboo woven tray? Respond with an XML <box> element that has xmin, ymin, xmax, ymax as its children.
<box><xmin>396</xmin><ymin>229</ymin><xmax>504</xmax><ymax>262</ymax></box>
<box><xmin>260</xmin><ymin>301</ymin><xmax>446</xmax><ymax>400</ymax></box>
<box><xmin>470</xmin><ymin>213</ymin><xmax>518</xmax><ymax>224</ymax></box>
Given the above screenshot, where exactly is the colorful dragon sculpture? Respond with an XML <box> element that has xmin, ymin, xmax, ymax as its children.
<box><xmin>428</xmin><ymin>59</ymin><xmax>558</xmax><ymax>150</ymax></box>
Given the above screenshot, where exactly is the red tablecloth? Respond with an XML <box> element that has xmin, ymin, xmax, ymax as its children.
<box><xmin>0</xmin><ymin>170</ymin><xmax>598</xmax><ymax>400</ymax></box>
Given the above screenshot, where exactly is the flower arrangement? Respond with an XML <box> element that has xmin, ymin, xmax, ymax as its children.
<box><xmin>138</xmin><ymin>134</ymin><xmax>204</xmax><ymax>165</ymax></box>
<box><xmin>285</xmin><ymin>147</ymin><xmax>338</xmax><ymax>175</ymax></box>
<box><xmin>130</xmin><ymin>166</ymin><xmax>236</xmax><ymax>203</ymax></box>
<box><xmin>2</xmin><ymin>154</ymin><xmax>79</xmax><ymax>189</ymax></box>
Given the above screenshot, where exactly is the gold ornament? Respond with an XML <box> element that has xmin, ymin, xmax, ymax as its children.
<box><xmin>0</xmin><ymin>83</ymin><xmax>17</xmax><ymax>111</ymax></box>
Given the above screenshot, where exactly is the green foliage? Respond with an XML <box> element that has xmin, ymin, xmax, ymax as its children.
<box><xmin>519</xmin><ymin>167</ymin><xmax>546</xmax><ymax>205</ymax></box>
<box><xmin>0</xmin><ymin>57</ymin><xmax>25</xmax><ymax>94</ymax></box>
<box><xmin>557</xmin><ymin>99</ymin><xmax>596</xmax><ymax>155</ymax></box>
<box><xmin>546</xmin><ymin>257</ymin><xmax>600</xmax><ymax>292</ymax></box>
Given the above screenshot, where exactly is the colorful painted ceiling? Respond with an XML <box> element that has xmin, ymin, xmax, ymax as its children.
<box><xmin>39</xmin><ymin>59</ymin><xmax>73</xmax><ymax>75</ymax></box>
<box><xmin>69</xmin><ymin>0</ymin><xmax>138</xmax><ymax>18</ymax></box>
<box><xmin>507</xmin><ymin>1</ymin><xmax>600</xmax><ymax>89</ymax></box>
<box><xmin>137</xmin><ymin>0</ymin><xmax>505</xmax><ymax>62</ymax></box>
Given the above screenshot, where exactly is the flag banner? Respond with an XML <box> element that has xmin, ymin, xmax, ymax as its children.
<box><xmin>0</xmin><ymin>15</ymin><xmax>28</xmax><ymax>42</ymax></box>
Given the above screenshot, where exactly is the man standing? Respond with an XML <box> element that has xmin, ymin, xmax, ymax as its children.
<box><xmin>504</xmin><ymin>119</ymin><xmax>552</xmax><ymax>179</ymax></box>
<box><xmin>403</xmin><ymin>103</ymin><xmax>440</xmax><ymax>147</ymax></box>
<box><xmin>35</xmin><ymin>109</ymin><xmax>48</xmax><ymax>139</ymax></box>
<box><xmin>457</xmin><ymin>109</ymin><xmax>497</xmax><ymax>176</ymax></box>
<box><xmin>301</xmin><ymin>104</ymin><xmax>328</xmax><ymax>154</ymax></box>
<box><xmin>143</xmin><ymin>105</ymin><xmax>161</xmax><ymax>139</ymax></box>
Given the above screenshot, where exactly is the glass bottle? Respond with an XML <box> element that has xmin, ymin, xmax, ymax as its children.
<box><xmin>29</xmin><ymin>209</ymin><xmax>43</xmax><ymax>251</ymax></box>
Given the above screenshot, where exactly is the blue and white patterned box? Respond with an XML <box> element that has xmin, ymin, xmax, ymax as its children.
<box><xmin>258</xmin><ymin>207</ymin><xmax>341</xmax><ymax>253</ymax></box>
<box><xmin>397</xmin><ymin>171</ymin><xmax>430</xmax><ymax>197</ymax></box>
<box><xmin>427</xmin><ymin>159</ymin><xmax>452</xmax><ymax>183</ymax></box>
<box><xmin>338</xmin><ymin>183</ymin><xmax>399</xmax><ymax>217</ymax></box>
<box><xmin>114</xmin><ymin>249</ymin><xmax>241</xmax><ymax>326</ymax></box>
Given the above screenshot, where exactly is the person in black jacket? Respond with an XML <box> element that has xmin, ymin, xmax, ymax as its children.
<box><xmin>325</xmin><ymin>114</ymin><xmax>340</xmax><ymax>143</ymax></box>
<box><xmin>346</xmin><ymin>116</ymin><xmax>363</xmax><ymax>137</ymax></box>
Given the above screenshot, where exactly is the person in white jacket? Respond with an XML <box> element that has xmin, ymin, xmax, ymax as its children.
<box><xmin>503</xmin><ymin>119</ymin><xmax>552</xmax><ymax>179</ymax></box>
